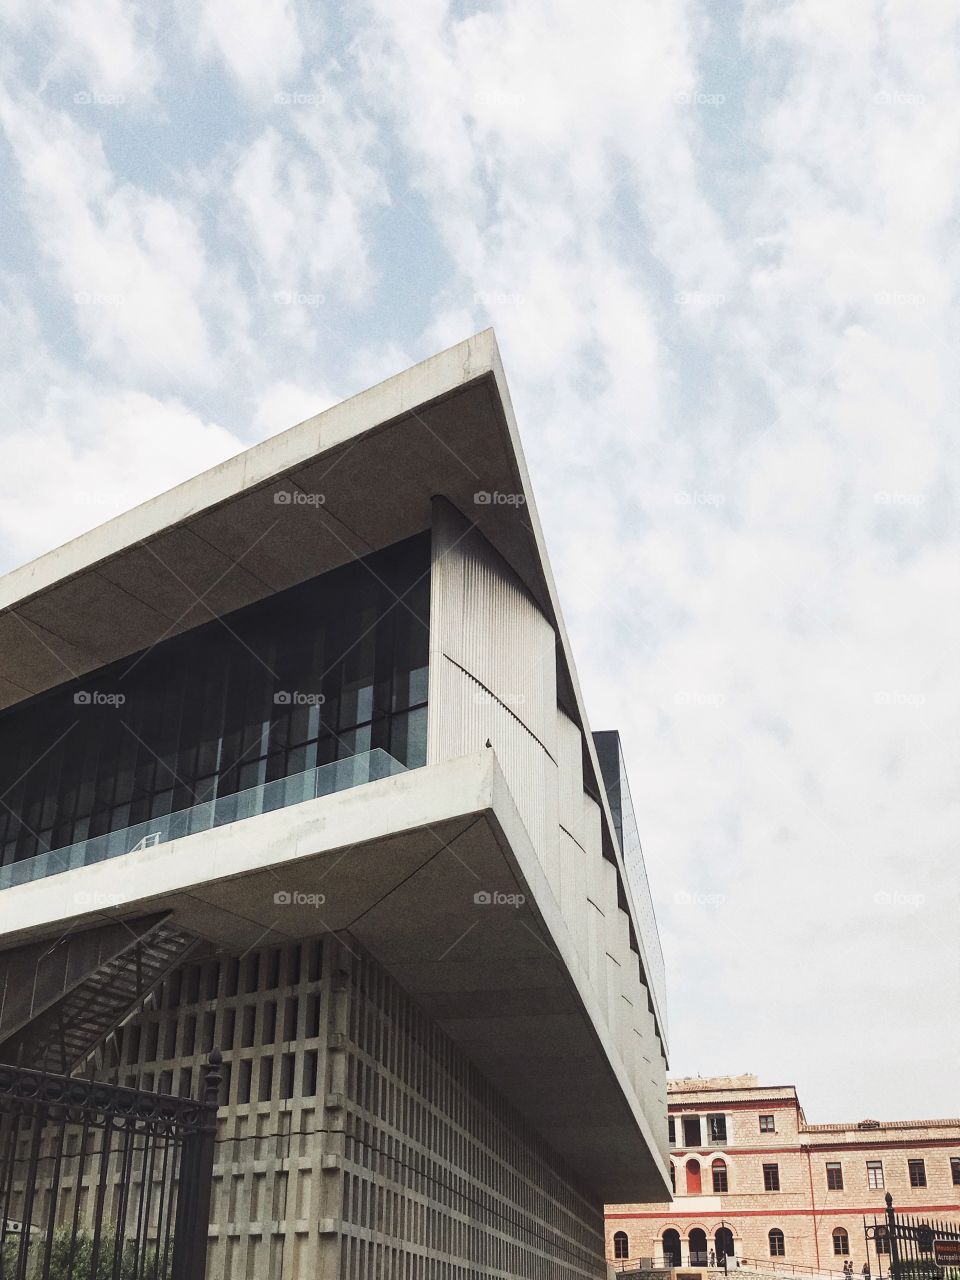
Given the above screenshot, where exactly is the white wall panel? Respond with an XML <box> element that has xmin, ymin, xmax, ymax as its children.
<box><xmin>556</xmin><ymin>710</ymin><xmax>584</xmax><ymax>844</ymax></box>
<box><xmin>429</xmin><ymin>500</ymin><xmax>557</xmax><ymax>758</ymax></box>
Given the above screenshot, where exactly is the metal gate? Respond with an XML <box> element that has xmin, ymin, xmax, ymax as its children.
<box><xmin>866</xmin><ymin>1193</ymin><xmax>960</xmax><ymax>1280</ymax></box>
<box><xmin>0</xmin><ymin>1052</ymin><xmax>221</xmax><ymax>1280</ymax></box>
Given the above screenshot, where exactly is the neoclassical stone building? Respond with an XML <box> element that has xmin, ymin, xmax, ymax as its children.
<box><xmin>607</xmin><ymin>1075</ymin><xmax>960</xmax><ymax>1273</ymax></box>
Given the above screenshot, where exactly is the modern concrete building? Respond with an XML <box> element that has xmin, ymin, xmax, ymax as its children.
<box><xmin>606</xmin><ymin>1075</ymin><xmax>960</xmax><ymax>1274</ymax></box>
<box><xmin>0</xmin><ymin>331</ymin><xmax>670</xmax><ymax>1278</ymax></box>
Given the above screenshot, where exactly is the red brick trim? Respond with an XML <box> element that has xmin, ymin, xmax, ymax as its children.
<box><xmin>606</xmin><ymin>1206</ymin><xmax>960</xmax><ymax>1220</ymax></box>
<box><xmin>671</xmin><ymin>1099</ymin><xmax>797</xmax><ymax>1113</ymax></box>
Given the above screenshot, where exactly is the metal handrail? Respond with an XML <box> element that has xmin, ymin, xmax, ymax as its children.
<box><xmin>740</xmin><ymin>1259</ymin><xmax>857</xmax><ymax>1278</ymax></box>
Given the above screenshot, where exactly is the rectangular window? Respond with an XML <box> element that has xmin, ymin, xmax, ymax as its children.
<box><xmin>668</xmin><ymin>1116</ymin><xmax>676</xmax><ymax>1146</ymax></box>
<box><xmin>908</xmin><ymin>1159</ymin><xmax>926</xmax><ymax>1188</ymax></box>
<box><xmin>760</xmin><ymin>1114</ymin><xmax>776</xmax><ymax>1133</ymax></box>
<box><xmin>763</xmin><ymin>1163</ymin><xmax>780</xmax><ymax>1191</ymax></box>
<box><xmin>0</xmin><ymin>533</ymin><xmax>432</xmax><ymax>877</ymax></box>
<box><xmin>951</xmin><ymin>1158</ymin><xmax>960</xmax><ymax>1187</ymax></box>
<box><xmin>867</xmin><ymin>1161</ymin><xmax>884</xmax><ymax>1189</ymax></box>
<box><xmin>826</xmin><ymin>1162</ymin><xmax>844</xmax><ymax>1190</ymax></box>
<box><xmin>709</xmin><ymin>1114</ymin><xmax>728</xmax><ymax>1144</ymax></box>
<box><xmin>682</xmin><ymin>1115</ymin><xmax>702</xmax><ymax>1148</ymax></box>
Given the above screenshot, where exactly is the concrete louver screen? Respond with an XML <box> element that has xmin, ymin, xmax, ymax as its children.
<box><xmin>0</xmin><ymin>913</ymin><xmax>198</xmax><ymax>1074</ymax></box>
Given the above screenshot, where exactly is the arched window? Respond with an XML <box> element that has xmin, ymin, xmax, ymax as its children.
<box><xmin>716</xmin><ymin>1227</ymin><xmax>735</xmax><ymax>1263</ymax></box>
<box><xmin>614</xmin><ymin>1232</ymin><xmax>629</xmax><ymax>1260</ymax></box>
<box><xmin>670</xmin><ymin>1162</ymin><xmax>676</xmax><ymax>1192</ymax></box>
<box><xmin>712</xmin><ymin>1159</ymin><xmax>728</xmax><ymax>1193</ymax></box>
<box><xmin>833</xmin><ymin>1228</ymin><xmax>850</xmax><ymax>1256</ymax></box>
<box><xmin>769</xmin><ymin>1229</ymin><xmax>785</xmax><ymax>1257</ymax></box>
<box><xmin>685</xmin><ymin>1158</ymin><xmax>702</xmax><ymax>1195</ymax></box>
<box><xmin>663</xmin><ymin>1229</ymin><xmax>682</xmax><ymax>1268</ymax></box>
<box><xmin>690</xmin><ymin>1229</ymin><xmax>709</xmax><ymax>1266</ymax></box>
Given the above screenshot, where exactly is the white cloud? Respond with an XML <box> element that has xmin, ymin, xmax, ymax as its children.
<box><xmin>357</xmin><ymin>0</ymin><xmax>960</xmax><ymax>1120</ymax></box>
<box><xmin>227</xmin><ymin>87</ymin><xmax>388</xmax><ymax>308</ymax></box>
<box><xmin>3</xmin><ymin>0</ymin><xmax>161</xmax><ymax>98</ymax></box>
<box><xmin>0</xmin><ymin>0</ymin><xmax>956</xmax><ymax>1124</ymax></box>
<box><xmin>0</xmin><ymin>91</ymin><xmax>237</xmax><ymax>384</ymax></box>
<box><xmin>191</xmin><ymin>0</ymin><xmax>303</xmax><ymax>96</ymax></box>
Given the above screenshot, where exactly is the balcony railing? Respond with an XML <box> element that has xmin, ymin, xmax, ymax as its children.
<box><xmin>0</xmin><ymin>748</ymin><xmax>406</xmax><ymax>892</ymax></box>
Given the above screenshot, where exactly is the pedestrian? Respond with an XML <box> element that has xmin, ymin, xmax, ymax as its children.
<box><xmin>710</xmin><ymin>1250</ymin><xmax>716</xmax><ymax>1268</ymax></box>
<box><xmin>862</xmin><ymin>1263</ymin><xmax>871</xmax><ymax>1280</ymax></box>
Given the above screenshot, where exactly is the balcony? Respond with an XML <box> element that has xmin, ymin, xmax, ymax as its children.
<box><xmin>0</xmin><ymin>748</ymin><xmax>405</xmax><ymax>892</ymax></box>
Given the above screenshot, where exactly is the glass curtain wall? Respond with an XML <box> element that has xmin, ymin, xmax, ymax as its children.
<box><xmin>0</xmin><ymin>533</ymin><xmax>430</xmax><ymax>871</ymax></box>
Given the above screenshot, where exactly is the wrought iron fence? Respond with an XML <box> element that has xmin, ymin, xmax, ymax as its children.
<box><xmin>865</xmin><ymin>1193</ymin><xmax>960</xmax><ymax>1280</ymax></box>
<box><xmin>0</xmin><ymin>1052</ymin><xmax>221</xmax><ymax>1280</ymax></box>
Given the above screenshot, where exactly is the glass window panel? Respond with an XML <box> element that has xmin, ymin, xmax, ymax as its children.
<box><xmin>0</xmin><ymin>533</ymin><xmax>430</xmax><ymax>871</ymax></box>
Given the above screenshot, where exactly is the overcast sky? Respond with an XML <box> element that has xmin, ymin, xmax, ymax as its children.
<box><xmin>0</xmin><ymin>0</ymin><xmax>957</xmax><ymax>1123</ymax></box>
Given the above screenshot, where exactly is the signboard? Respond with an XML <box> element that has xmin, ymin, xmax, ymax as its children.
<box><xmin>934</xmin><ymin>1240</ymin><xmax>960</xmax><ymax>1266</ymax></box>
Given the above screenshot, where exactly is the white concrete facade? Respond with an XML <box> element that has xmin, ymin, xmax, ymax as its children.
<box><xmin>0</xmin><ymin>331</ymin><xmax>669</xmax><ymax>1276</ymax></box>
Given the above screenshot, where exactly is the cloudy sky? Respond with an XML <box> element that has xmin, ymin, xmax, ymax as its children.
<box><xmin>0</xmin><ymin>0</ymin><xmax>957</xmax><ymax>1122</ymax></box>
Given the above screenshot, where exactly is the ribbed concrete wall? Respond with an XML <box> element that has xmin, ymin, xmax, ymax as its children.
<box><xmin>427</xmin><ymin>501</ymin><xmax>667</xmax><ymax>1155</ymax></box>
<box><xmin>428</xmin><ymin>499</ymin><xmax>559</xmax><ymax>875</ymax></box>
<box><xmin>90</xmin><ymin>936</ymin><xmax>608</xmax><ymax>1279</ymax></box>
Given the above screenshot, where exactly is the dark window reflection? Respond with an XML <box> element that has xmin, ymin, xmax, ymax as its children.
<box><xmin>0</xmin><ymin>533</ymin><xmax>430</xmax><ymax>869</ymax></box>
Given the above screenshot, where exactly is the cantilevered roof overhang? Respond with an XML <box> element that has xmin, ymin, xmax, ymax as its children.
<box><xmin>0</xmin><ymin>750</ymin><xmax>669</xmax><ymax>1203</ymax></box>
<box><xmin>0</xmin><ymin>329</ymin><xmax>666</xmax><ymax>1051</ymax></box>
